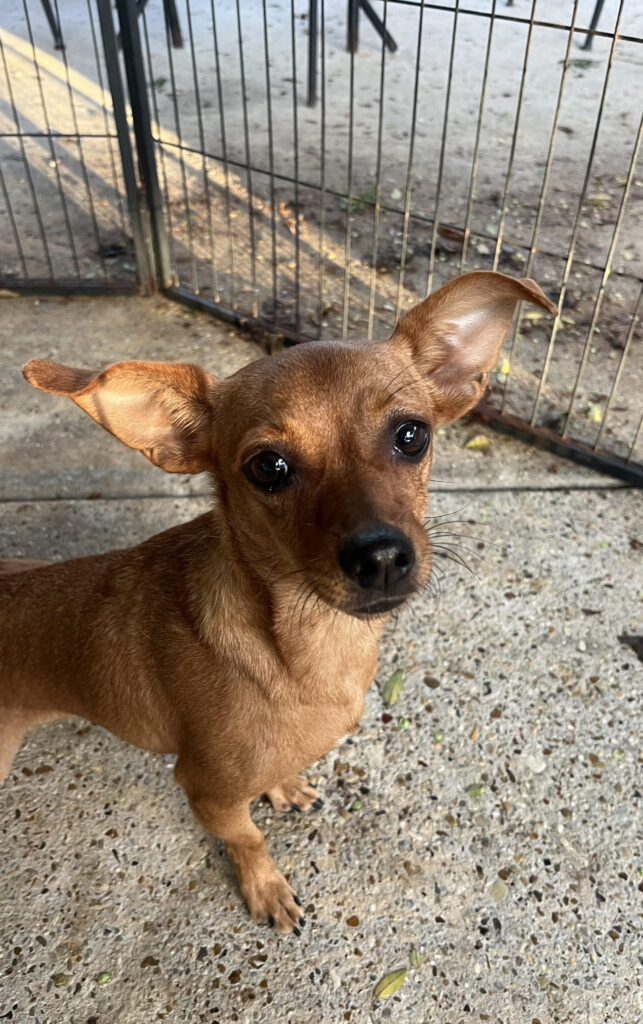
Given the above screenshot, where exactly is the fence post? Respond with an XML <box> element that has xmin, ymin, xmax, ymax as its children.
<box><xmin>112</xmin><ymin>0</ymin><xmax>173</xmax><ymax>290</ymax></box>
<box><xmin>96</xmin><ymin>0</ymin><xmax>156</xmax><ymax>294</ymax></box>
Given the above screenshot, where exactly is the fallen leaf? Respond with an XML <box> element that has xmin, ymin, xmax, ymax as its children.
<box><xmin>466</xmin><ymin>783</ymin><xmax>485</xmax><ymax>798</ymax></box>
<box><xmin>464</xmin><ymin>434</ymin><xmax>491</xmax><ymax>451</ymax></box>
<box><xmin>374</xmin><ymin>968</ymin><xmax>407</xmax><ymax>998</ymax></box>
<box><xmin>381</xmin><ymin>669</ymin><xmax>404</xmax><ymax>706</ymax></box>
<box><xmin>410</xmin><ymin>948</ymin><xmax>423</xmax><ymax>968</ymax></box>
<box><xmin>96</xmin><ymin>972</ymin><xmax>111</xmax><ymax>985</ymax></box>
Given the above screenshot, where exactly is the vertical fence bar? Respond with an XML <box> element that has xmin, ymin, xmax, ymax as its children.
<box><xmin>426</xmin><ymin>0</ymin><xmax>459</xmax><ymax>297</ymax></box>
<box><xmin>317</xmin><ymin>0</ymin><xmax>327</xmax><ymax>338</ymax></box>
<box><xmin>499</xmin><ymin>0</ymin><xmax>579</xmax><ymax>413</ymax></box>
<box><xmin>395</xmin><ymin>0</ymin><xmax>426</xmax><ymax>321</ymax></box>
<box><xmin>627</xmin><ymin>410</ymin><xmax>643</xmax><ymax>465</ymax></box>
<box><xmin>262</xmin><ymin>0</ymin><xmax>278</xmax><ymax>321</ymax></box>
<box><xmin>289</xmin><ymin>0</ymin><xmax>301</xmax><ymax>328</ymax></box>
<box><xmin>112</xmin><ymin>0</ymin><xmax>172</xmax><ymax>290</ymax></box>
<box><xmin>162</xmin><ymin>2</ymin><xmax>197</xmax><ymax>293</ymax></box>
<box><xmin>562</xmin><ymin>112</ymin><xmax>643</xmax><ymax>435</ymax></box>
<box><xmin>21</xmin><ymin>0</ymin><xmax>80</xmax><ymax>279</ymax></box>
<box><xmin>491</xmin><ymin>0</ymin><xmax>537</xmax><ymax>273</ymax></box>
<box><xmin>51</xmin><ymin>0</ymin><xmax>108</xmax><ymax>280</ymax></box>
<box><xmin>185</xmin><ymin>0</ymin><xmax>219</xmax><ymax>301</ymax></box>
<box><xmin>210</xmin><ymin>0</ymin><xmax>235</xmax><ymax>306</ymax></box>
<box><xmin>530</xmin><ymin>0</ymin><xmax>626</xmax><ymax>429</ymax></box>
<box><xmin>308</xmin><ymin>0</ymin><xmax>318</xmax><ymax>107</ymax></box>
<box><xmin>86</xmin><ymin>0</ymin><xmax>127</xmax><ymax>235</ymax></box>
<box><xmin>97</xmin><ymin>0</ymin><xmax>155</xmax><ymax>293</ymax></box>
<box><xmin>0</xmin><ymin>161</ymin><xmax>28</xmax><ymax>279</ymax></box>
<box><xmin>594</xmin><ymin>282</ymin><xmax>642</xmax><ymax>452</ymax></box>
<box><xmin>341</xmin><ymin>37</ymin><xmax>356</xmax><ymax>339</ymax></box>
<box><xmin>367</xmin><ymin>0</ymin><xmax>389</xmax><ymax>340</ymax></box>
<box><xmin>0</xmin><ymin>30</ymin><xmax>53</xmax><ymax>279</ymax></box>
<box><xmin>140</xmin><ymin>8</ymin><xmax>178</xmax><ymax>283</ymax></box>
<box><xmin>459</xmin><ymin>0</ymin><xmax>496</xmax><ymax>273</ymax></box>
<box><xmin>235</xmin><ymin>0</ymin><xmax>258</xmax><ymax>318</ymax></box>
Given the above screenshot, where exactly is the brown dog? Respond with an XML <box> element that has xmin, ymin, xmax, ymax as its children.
<box><xmin>0</xmin><ymin>272</ymin><xmax>556</xmax><ymax>933</ymax></box>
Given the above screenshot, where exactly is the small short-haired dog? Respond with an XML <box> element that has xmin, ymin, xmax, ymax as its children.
<box><xmin>0</xmin><ymin>272</ymin><xmax>556</xmax><ymax>932</ymax></box>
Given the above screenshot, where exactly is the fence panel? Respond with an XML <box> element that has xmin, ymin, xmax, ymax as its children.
<box><xmin>0</xmin><ymin>0</ymin><xmax>139</xmax><ymax>291</ymax></box>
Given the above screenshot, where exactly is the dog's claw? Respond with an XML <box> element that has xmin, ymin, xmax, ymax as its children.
<box><xmin>299</xmin><ymin>916</ymin><xmax>305</xmax><ymax>927</ymax></box>
<box><xmin>311</xmin><ymin>797</ymin><xmax>324</xmax><ymax>810</ymax></box>
<box><xmin>293</xmin><ymin>926</ymin><xmax>301</xmax><ymax>937</ymax></box>
<box><xmin>294</xmin><ymin>894</ymin><xmax>302</xmax><ymax>907</ymax></box>
<box><xmin>267</xmin><ymin>915</ymin><xmax>275</xmax><ymax>928</ymax></box>
<box><xmin>266</xmin><ymin>776</ymin><xmax>321</xmax><ymax>813</ymax></box>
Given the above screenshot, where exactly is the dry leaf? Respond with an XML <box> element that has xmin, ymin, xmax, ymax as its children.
<box><xmin>381</xmin><ymin>669</ymin><xmax>404</xmax><ymax>706</ymax></box>
<box><xmin>374</xmin><ymin>968</ymin><xmax>407</xmax><ymax>998</ymax></box>
<box><xmin>464</xmin><ymin>434</ymin><xmax>491</xmax><ymax>452</ymax></box>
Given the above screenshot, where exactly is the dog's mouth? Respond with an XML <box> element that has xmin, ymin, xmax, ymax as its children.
<box><xmin>343</xmin><ymin>592</ymin><xmax>412</xmax><ymax>620</ymax></box>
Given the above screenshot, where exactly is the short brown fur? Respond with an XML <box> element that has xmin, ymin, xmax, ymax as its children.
<box><xmin>0</xmin><ymin>272</ymin><xmax>556</xmax><ymax>931</ymax></box>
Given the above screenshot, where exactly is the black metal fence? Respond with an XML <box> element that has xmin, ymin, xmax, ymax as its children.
<box><xmin>1</xmin><ymin>1</ymin><xmax>642</xmax><ymax>482</ymax></box>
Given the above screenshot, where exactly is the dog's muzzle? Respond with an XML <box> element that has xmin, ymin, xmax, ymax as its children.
<box><xmin>338</xmin><ymin>524</ymin><xmax>416</xmax><ymax>615</ymax></box>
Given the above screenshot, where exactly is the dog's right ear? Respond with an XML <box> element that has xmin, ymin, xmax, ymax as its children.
<box><xmin>22</xmin><ymin>359</ymin><xmax>217</xmax><ymax>474</ymax></box>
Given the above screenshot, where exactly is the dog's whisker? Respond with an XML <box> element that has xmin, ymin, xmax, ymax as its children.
<box><xmin>424</xmin><ymin>500</ymin><xmax>474</xmax><ymax>521</ymax></box>
<box><xmin>431</xmin><ymin>545</ymin><xmax>480</xmax><ymax>582</ymax></box>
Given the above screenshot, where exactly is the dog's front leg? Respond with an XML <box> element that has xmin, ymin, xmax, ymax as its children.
<box><xmin>176</xmin><ymin>760</ymin><xmax>305</xmax><ymax>934</ymax></box>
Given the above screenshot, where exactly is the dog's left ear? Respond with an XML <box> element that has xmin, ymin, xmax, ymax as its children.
<box><xmin>390</xmin><ymin>271</ymin><xmax>557</xmax><ymax>423</ymax></box>
<box><xmin>22</xmin><ymin>359</ymin><xmax>217</xmax><ymax>473</ymax></box>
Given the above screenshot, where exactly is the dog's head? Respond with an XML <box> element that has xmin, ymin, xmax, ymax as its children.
<box><xmin>24</xmin><ymin>272</ymin><xmax>556</xmax><ymax>619</ymax></box>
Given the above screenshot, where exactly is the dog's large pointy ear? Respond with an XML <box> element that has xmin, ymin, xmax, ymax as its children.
<box><xmin>22</xmin><ymin>359</ymin><xmax>217</xmax><ymax>473</ymax></box>
<box><xmin>390</xmin><ymin>271</ymin><xmax>558</xmax><ymax>424</ymax></box>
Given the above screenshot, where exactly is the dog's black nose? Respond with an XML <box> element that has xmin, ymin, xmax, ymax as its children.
<box><xmin>339</xmin><ymin>525</ymin><xmax>415</xmax><ymax>592</ymax></box>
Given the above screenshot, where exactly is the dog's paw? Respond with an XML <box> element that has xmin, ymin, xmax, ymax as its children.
<box><xmin>244</xmin><ymin>869</ymin><xmax>305</xmax><ymax>935</ymax></box>
<box><xmin>265</xmin><ymin>775</ymin><xmax>323</xmax><ymax>813</ymax></box>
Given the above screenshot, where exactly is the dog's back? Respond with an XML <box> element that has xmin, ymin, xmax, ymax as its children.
<box><xmin>0</xmin><ymin>559</ymin><xmax>49</xmax><ymax>575</ymax></box>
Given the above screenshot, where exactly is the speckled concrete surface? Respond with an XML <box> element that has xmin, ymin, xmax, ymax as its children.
<box><xmin>1</xmin><ymin>297</ymin><xmax>641</xmax><ymax>1024</ymax></box>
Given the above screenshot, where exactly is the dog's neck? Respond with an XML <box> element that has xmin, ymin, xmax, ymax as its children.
<box><xmin>186</xmin><ymin>509</ymin><xmax>383</xmax><ymax>699</ymax></box>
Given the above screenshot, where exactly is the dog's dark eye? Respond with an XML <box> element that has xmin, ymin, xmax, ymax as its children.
<box><xmin>245</xmin><ymin>451</ymin><xmax>291</xmax><ymax>492</ymax></box>
<box><xmin>394</xmin><ymin>421</ymin><xmax>430</xmax><ymax>459</ymax></box>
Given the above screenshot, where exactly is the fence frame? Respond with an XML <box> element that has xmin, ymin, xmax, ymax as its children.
<box><xmin>0</xmin><ymin>0</ymin><xmax>641</xmax><ymax>485</ymax></box>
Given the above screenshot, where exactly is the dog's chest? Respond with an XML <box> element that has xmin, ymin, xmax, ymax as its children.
<box><xmin>257</xmin><ymin>638</ymin><xmax>377</xmax><ymax>781</ymax></box>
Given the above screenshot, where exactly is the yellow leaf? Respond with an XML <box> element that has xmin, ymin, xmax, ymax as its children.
<box><xmin>381</xmin><ymin>669</ymin><xmax>404</xmax><ymax>706</ymax></box>
<box><xmin>498</xmin><ymin>358</ymin><xmax>511</xmax><ymax>376</ymax></box>
<box><xmin>464</xmin><ymin>434</ymin><xmax>491</xmax><ymax>451</ymax></box>
<box><xmin>374</xmin><ymin>968</ymin><xmax>408</xmax><ymax>998</ymax></box>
